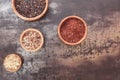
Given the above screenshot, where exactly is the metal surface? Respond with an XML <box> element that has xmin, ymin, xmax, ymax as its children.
<box><xmin>0</xmin><ymin>0</ymin><xmax>120</xmax><ymax>80</ymax></box>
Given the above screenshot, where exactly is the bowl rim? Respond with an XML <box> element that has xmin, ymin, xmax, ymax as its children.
<box><xmin>20</xmin><ymin>28</ymin><xmax>44</xmax><ymax>52</ymax></box>
<box><xmin>58</xmin><ymin>15</ymin><xmax>88</xmax><ymax>46</ymax></box>
<box><xmin>12</xmin><ymin>0</ymin><xmax>48</xmax><ymax>21</ymax></box>
<box><xmin>3</xmin><ymin>53</ymin><xmax>22</xmax><ymax>72</ymax></box>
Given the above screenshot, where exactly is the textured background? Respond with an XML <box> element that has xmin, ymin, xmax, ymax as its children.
<box><xmin>0</xmin><ymin>0</ymin><xmax>120</xmax><ymax>80</ymax></box>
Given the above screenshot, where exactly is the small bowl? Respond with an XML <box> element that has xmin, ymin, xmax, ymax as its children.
<box><xmin>3</xmin><ymin>54</ymin><xmax>22</xmax><ymax>72</ymax></box>
<box><xmin>12</xmin><ymin>0</ymin><xmax>48</xmax><ymax>21</ymax></box>
<box><xmin>20</xmin><ymin>28</ymin><xmax>44</xmax><ymax>52</ymax></box>
<box><xmin>58</xmin><ymin>16</ymin><xmax>87</xmax><ymax>46</ymax></box>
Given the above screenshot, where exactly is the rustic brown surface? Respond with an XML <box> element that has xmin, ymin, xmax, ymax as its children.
<box><xmin>0</xmin><ymin>0</ymin><xmax>120</xmax><ymax>80</ymax></box>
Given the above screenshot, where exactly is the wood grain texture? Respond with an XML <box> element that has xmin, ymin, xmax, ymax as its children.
<box><xmin>0</xmin><ymin>0</ymin><xmax>120</xmax><ymax>80</ymax></box>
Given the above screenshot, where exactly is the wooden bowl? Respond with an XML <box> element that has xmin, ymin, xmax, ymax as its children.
<box><xmin>3</xmin><ymin>54</ymin><xmax>22</xmax><ymax>72</ymax></box>
<box><xmin>12</xmin><ymin>0</ymin><xmax>48</xmax><ymax>21</ymax></box>
<box><xmin>20</xmin><ymin>28</ymin><xmax>44</xmax><ymax>52</ymax></box>
<box><xmin>58</xmin><ymin>16</ymin><xmax>87</xmax><ymax>46</ymax></box>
